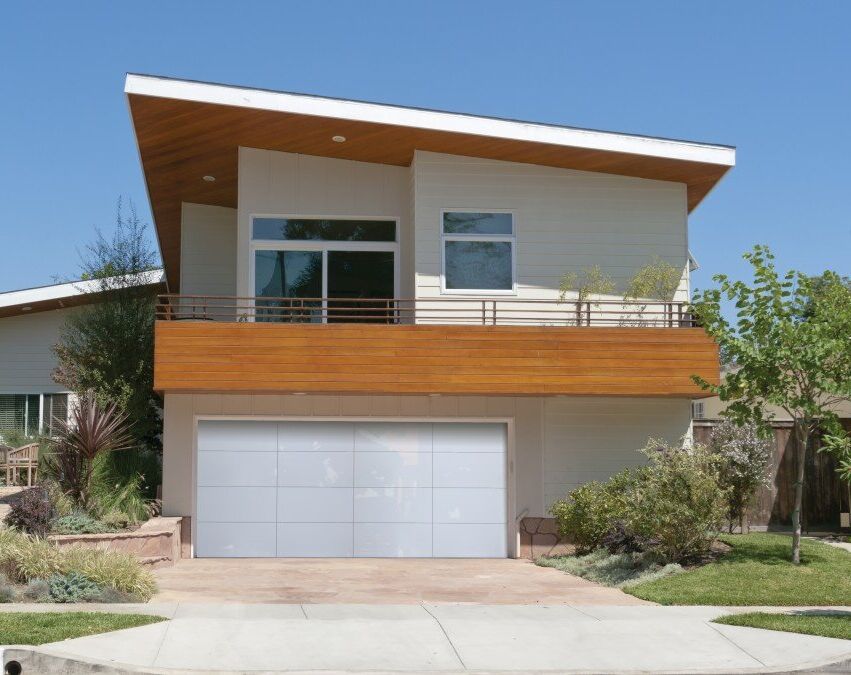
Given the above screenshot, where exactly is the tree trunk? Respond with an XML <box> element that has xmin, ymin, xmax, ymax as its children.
<box><xmin>791</xmin><ymin>420</ymin><xmax>809</xmax><ymax>565</ymax></box>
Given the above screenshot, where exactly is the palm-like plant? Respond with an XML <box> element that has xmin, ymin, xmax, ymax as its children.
<box><xmin>45</xmin><ymin>395</ymin><xmax>134</xmax><ymax>509</ymax></box>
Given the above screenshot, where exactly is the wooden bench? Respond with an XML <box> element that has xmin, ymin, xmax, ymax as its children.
<box><xmin>1</xmin><ymin>443</ymin><xmax>39</xmax><ymax>487</ymax></box>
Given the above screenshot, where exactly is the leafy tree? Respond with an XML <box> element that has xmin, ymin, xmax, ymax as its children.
<box><xmin>624</xmin><ymin>257</ymin><xmax>682</xmax><ymax>301</ymax></box>
<box><xmin>691</xmin><ymin>245</ymin><xmax>851</xmax><ymax>563</ymax></box>
<box><xmin>53</xmin><ymin>199</ymin><xmax>162</xmax><ymax>497</ymax></box>
<box><xmin>559</xmin><ymin>265</ymin><xmax>616</xmax><ymax>302</ymax></box>
<box><xmin>709</xmin><ymin>419</ymin><xmax>773</xmax><ymax>533</ymax></box>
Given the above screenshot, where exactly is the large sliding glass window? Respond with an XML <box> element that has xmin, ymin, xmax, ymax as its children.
<box><xmin>441</xmin><ymin>211</ymin><xmax>515</xmax><ymax>293</ymax></box>
<box><xmin>252</xmin><ymin>217</ymin><xmax>398</xmax><ymax>323</ymax></box>
<box><xmin>0</xmin><ymin>393</ymin><xmax>68</xmax><ymax>438</ymax></box>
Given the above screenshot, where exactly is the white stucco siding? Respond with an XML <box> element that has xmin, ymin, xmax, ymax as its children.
<box><xmin>543</xmin><ymin>397</ymin><xmax>692</xmax><ymax>509</ymax></box>
<box><xmin>180</xmin><ymin>203</ymin><xmax>238</xmax><ymax>297</ymax></box>
<box><xmin>0</xmin><ymin>308</ymin><xmax>75</xmax><ymax>393</ymax></box>
<box><xmin>413</xmin><ymin>151</ymin><xmax>689</xmax><ymax>301</ymax></box>
<box><xmin>236</xmin><ymin>148</ymin><xmax>412</xmax><ymax>298</ymax></box>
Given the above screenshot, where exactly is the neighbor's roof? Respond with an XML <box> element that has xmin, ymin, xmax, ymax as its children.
<box><xmin>125</xmin><ymin>73</ymin><xmax>736</xmax><ymax>291</ymax></box>
<box><xmin>0</xmin><ymin>270</ymin><xmax>166</xmax><ymax>318</ymax></box>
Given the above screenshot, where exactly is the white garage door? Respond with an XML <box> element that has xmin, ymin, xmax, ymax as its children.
<box><xmin>195</xmin><ymin>421</ymin><xmax>507</xmax><ymax>558</ymax></box>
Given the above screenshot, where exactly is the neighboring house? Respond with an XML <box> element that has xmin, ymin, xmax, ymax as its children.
<box><xmin>125</xmin><ymin>73</ymin><xmax>734</xmax><ymax>559</ymax></box>
<box><xmin>0</xmin><ymin>272</ymin><xmax>165</xmax><ymax>440</ymax></box>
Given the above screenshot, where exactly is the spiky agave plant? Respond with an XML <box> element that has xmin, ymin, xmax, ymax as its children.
<box><xmin>46</xmin><ymin>394</ymin><xmax>135</xmax><ymax>510</ymax></box>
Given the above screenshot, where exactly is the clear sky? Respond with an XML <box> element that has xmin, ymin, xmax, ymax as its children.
<box><xmin>1</xmin><ymin>1</ymin><xmax>848</xmax><ymax>298</ymax></box>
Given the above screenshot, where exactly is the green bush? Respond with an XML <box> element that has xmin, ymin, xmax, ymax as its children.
<box><xmin>0</xmin><ymin>529</ymin><xmax>156</xmax><ymax>601</ymax></box>
<box><xmin>628</xmin><ymin>440</ymin><xmax>728</xmax><ymax>563</ymax></box>
<box><xmin>536</xmin><ymin>549</ymin><xmax>682</xmax><ymax>588</ymax></box>
<box><xmin>550</xmin><ymin>439</ymin><xmax>728</xmax><ymax>564</ymax></box>
<box><xmin>48</xmin><ymin>572</ymin><xmax>101</xmax><ymax>603</ymax></box>
<box><xmin>51</xmin><ymin>513</ymin><xmax>114</xmax><ymax>535</ymax></box>
<box><xmin>0</xmin><ymin>575</ymin><xmax>16</xmax><ymax>603</ymax></box>
<box><xmin>549</xmin><ymin>470</ymin><xmax>636</xmax><ymax>553</ymax></box>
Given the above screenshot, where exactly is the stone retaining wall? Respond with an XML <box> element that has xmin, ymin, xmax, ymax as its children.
<box><xmin>48</xmin><ymin>517</ymin><xmax>184</xmax><ymax>568</ymax></box>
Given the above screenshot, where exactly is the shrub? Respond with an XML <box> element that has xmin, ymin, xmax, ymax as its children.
<box><xmin>100</xmin><ymin>510</ymin><xmax>130</xmax><ymax>530</ymax></box>
<box><xmin>550</xmin><ymin>470</ymin><xmax>637</xmax><ymax>553</ymax></box>
<box><xmin>4</xmin><ymin>488</ymin><xmax>54</xmax><ymax>536</ymax></box>
<box><xmin>51</xmin><ymin>512</ymin><xmax>114</xmax><ymax>535</ymax></box>
<box><xmin>48</xmin><ymin>571</ymin><xmax>101</xmax><ymax>603</ymax></box>
<box><xmin>536</xmin><ymin>549</ymin><xmax>682</xmax><ymax>588</ymax></box>
<box><xmin>0</xmin><ymin>529</ymin><xmax>156</xmax><ymax>601</ymax></box>
<box><xmin>709</xmin><ymin>420</ymin><xmax>773</xmax><ymax>532</ymax></box>
<box><xmin>600</xmin><ymin>520</ymin><xmax>655</xmax><ymax>554</ymax></box>
<box><xmin>0</xmin><ymin>575</ymin><xmax>16</xmax><ymax>603</ymax></box>
<box><xmin>628</xmin><ymin>439</ymin><xmax>728</xmax><ymax>563</ymax></box>
<box><xmin>20</xmin><ymin>578</ymin><xmax>51</xmax><ymax>602</ymax></box>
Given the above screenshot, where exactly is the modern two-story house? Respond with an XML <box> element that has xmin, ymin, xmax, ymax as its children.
<box><xmin>126</xmin><ymin>74</ymin><xmax>733</xmax><ymax>559</ymax></box>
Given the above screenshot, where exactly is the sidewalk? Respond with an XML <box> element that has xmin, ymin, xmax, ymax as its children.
<box><xmin>3</xmin><ymin>603</ymin><xmax>850</xmax><ymax>673</ymax></box>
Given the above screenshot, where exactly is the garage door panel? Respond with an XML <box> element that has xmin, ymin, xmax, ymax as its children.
<box><xmin>196</xmin><ymin>522</ymin><xmax>277</xmax><ymax>557</ymax></box>
<box><xmin>197</xmin><ymin>487</ymin><xmax>276</xmax><ymax>523</ymax></box>
<box><xmin>277</xmin><ymin>487</ymin><xmax>354</xmax><ymax>522</ymax></box>
<box><xmin>277</xmin><ymin>451</ymin><xmax>354</xmax><ymax>487</ymax></box>
<box><xmin>434</xmin><ymin>524</ymin><xmax>507</xmax><ymax>558</ymax></box>
<box><xmin>433</xmin><ymin>423</ymin><xmax>505</xmax><ymax>454</ymax></box>
<box><xmin>354</xmin><ymin>451</ymin><xmax>432</xmax><ymax>488</ymax></box>
<box><xmin>355</xmin><ymin>423</ymin><xmax>433</xmax><ymax>453</ymax></box>
<box><xmin>354</xmin><ymin>487</ymin><xmax>432</xmax><ymax>523</ymax></box>
<box><xmin>355</xmin><ymin>523</ymin><xmax>433</xmax><ymax>557</ymax></box>
<box><xmin>277</xmin><ymin>422</ymin><xmax>354</xmax><ymax>452</ymax></box>
<box><xmin>434</xmin><ymin>488</ymin><xmax>506</xmax><ymax>524</ymax></box>
<box><xmin>197</xmin><ymin>421</ymin><xmax>278</xmax><ymax>452</ymax></box>
<box><xmin>434</xmin><ymin>452</ymin><xmax>505</xmax><ymax>488</ymax></box>
<box><xmin>198</xmin><ymin>451</ymin><xmax>278</xmax><ymax>487</ymax></box>
<box><xmin>277</xmin><ymin>523</ymin><xmax>354</xmax><ymax>557</ymax></box>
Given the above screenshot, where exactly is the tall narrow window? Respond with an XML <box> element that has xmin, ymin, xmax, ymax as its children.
<box><xmin>442</xmin><ymin>212</ymin><xmax>515</xmax><ymax>292</ymax></box>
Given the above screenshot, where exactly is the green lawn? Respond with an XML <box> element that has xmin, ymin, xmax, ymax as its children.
<box><xmin>626</xmin><ymin>533</ymin><xmax>851</xmax><ymax>605</ymax></box>
<box><xmin>0</xmin><ymin>612</ymin><xmax>166</xmax><ymax>646</ymax></box>
<box><xmin>715</xmin><ymin>612</ymin><xmax>851</xmax><ymax>640</ymax></box>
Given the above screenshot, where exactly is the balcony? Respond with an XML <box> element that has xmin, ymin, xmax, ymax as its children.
<box><xmin>153</xmin><ymin>295</ymin><xmax>719</xmax><ymax>397</ymax></box>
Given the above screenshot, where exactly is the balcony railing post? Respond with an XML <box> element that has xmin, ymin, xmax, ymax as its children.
<box><xmin>481</xmin><ymin>301</ymin><xmax>486</xmax><ymax>326</ymax></box>
<box><xmin>492</xmin><ymin>301</ymin><xmax>497</xmax><ymax>326</ymax></box>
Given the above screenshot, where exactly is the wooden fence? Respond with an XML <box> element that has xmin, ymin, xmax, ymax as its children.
<box><xmin>693</xmin><ymin>420</ymin><xmax>850</xmax><ymax>531</ymax></box>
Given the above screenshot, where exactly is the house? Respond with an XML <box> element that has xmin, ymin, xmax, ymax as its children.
<box><xmin>126</xmin><ymin>73</ymin><xmax>734</xmax><ymax>559</ymax></box>
<box><xmin>0</xmin><ymin>272</ymin><xmax>165</xmax><ymax>440</ymax></box>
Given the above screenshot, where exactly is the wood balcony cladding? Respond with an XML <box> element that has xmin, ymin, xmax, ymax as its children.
<box><xmin>154</xmin><ymin>322</ymin><xmax>719</xmax><ymax>397</ymax></box>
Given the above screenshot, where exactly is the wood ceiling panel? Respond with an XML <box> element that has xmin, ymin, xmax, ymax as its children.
<box><xmin>129</xmin><ymin>95</ymin><xmax>731</xmax><ymax>290</ymax></box>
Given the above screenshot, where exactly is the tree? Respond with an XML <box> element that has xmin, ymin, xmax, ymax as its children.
<box><xmin>709</xmin><ymin>419</ymin><xmax>773</xmax><ymax>533</ymax></box>
<box><xmin>624</xmin><ymin>257</ymin><xmax>682</xmax><ymax>301</ymax></box>
<box><xmin>53</xmin><ymin>199</ymin><xmax>162</xmax><ymax>497</ymax></box>
<box><xmin>691</xmin><ymin>245</ymin><xmax>851</xmax><ymax>563</ymax></box>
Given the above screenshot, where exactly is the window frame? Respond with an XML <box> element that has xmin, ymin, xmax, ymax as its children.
<box><xmin>440</xmin><ymin>209</ymin><xmax>517</xmax><ymax>296</ymax></box>
<box><xmin>249</xmin><ymin>215</ymin><xmax>401</xmax><ymax>322</ymax></box>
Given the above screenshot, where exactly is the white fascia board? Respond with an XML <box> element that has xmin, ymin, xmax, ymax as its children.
<box><xmin>0</xmin><ymin>270</ymin><xmax>164</xmax><ymax>310</ymax></box>
<box><xmin>125</xmin><ymin>74</ymin><xmax>736</xmax><ymax>167</ymax></box>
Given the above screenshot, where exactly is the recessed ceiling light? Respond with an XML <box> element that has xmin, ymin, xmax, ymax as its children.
<box><xmin>292</xmin><ymin>392</ymin><xmax>307</xmax><ymax>396</ymax></box>
<box><xmin>202</xmin><ymin>175</ymin><xmax>216</xmax><ymax>182</ymax></box>
<box><xmin>21</xmin><ymin>306</ymin><xmax>32</xmax><ymax>312</ymax></box>
<box><xmin>428</xmin><ymin>393</ymin><xmax>441</xmax><ymax>397</ymax></box>
<box><xmin>331</xmin><ymin>135</ymin><xmax>346</xmax><ymax>143</ymax></box>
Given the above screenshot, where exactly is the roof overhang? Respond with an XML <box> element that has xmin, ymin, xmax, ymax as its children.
<box><xmin>125</xmin><ymin>73</ymin><xmax>736</xmax><ymax>290</ymax></box>
<box><xmin>0</xmin><ymin>270</ymin><xmax>166</xmax><ymax>318</ymax></box>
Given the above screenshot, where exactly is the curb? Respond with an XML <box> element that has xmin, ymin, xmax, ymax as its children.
<box><xmin>4</xmin><ymin>645</ymin><xmax>851</xmax><ymax>675</ymax></box>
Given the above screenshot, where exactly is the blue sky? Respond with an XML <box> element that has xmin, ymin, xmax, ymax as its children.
<box><xmin>1</xmin><ymin>1</ymin><xmax>848</xmax><ymax>297</ymax></box>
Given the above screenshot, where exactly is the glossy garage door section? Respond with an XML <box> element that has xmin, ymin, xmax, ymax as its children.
<box><xmin>195</xmin><ymin>420</ymin><xmax>507</xmax><ymax>557</ymax></box>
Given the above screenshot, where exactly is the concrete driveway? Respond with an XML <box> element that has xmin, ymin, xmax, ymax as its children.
<box><xmin>153</xmin><ymin>558</ymin><xmax>647</xmax><ymax>604</ymax></box>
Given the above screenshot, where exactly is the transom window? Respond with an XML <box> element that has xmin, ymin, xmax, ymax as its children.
<box><xmin>441</xmin><ymin>211</ymin><xmax>515</xmax><ymax>293</ymax></box>
<box><xmin>251</xmin><ymin>216</ymin><xmax>398</xmax><ymax>323</ymax></box>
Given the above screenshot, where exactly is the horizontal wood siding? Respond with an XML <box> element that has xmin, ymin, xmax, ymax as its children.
<box><xmin>154</xmin><ymin>322</ymin><xmax>719</xmax><ymax>397</ymax></box>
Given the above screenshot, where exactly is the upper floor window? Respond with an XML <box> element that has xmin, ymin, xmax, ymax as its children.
<box><xmin>253</xmin><ymin>218</ymin><xmax>396</xmax><ymax>242</ymax></box>
<box><xmin>441</xmin><ymin>211</ymin><xmax>515</xmax><ymax>293</ymax></box>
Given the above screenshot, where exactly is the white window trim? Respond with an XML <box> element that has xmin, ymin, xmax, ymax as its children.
<box><xmin>249</xmin><ymin>215</ymin><xmax>401</xmax><ymax>322</ymax></box>
<box><xmin>439</xmin><ymin>209</ymin><xmax>517</xmax><ymax>296</ymax></box>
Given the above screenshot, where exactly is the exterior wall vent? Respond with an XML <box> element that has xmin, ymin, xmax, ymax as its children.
<box><xmin>692</xmin><ymin>401</ymin><xmax>705</xmax><ymax>420</ymax></box>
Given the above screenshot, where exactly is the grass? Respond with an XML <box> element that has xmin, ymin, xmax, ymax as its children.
<box><xmin>714</xmin><ymin>612</ymin><xmax>851</xmax><ymax>640</ymax></box>
<box><xmin>0</xmin><ymin>612</ymin><xmax>166</xmax><ymax>646</ymax></box>
<box><xmin>626</xmin><ymin>533</ymin><xmax>851</xmax><ymax>606</ymax></box>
